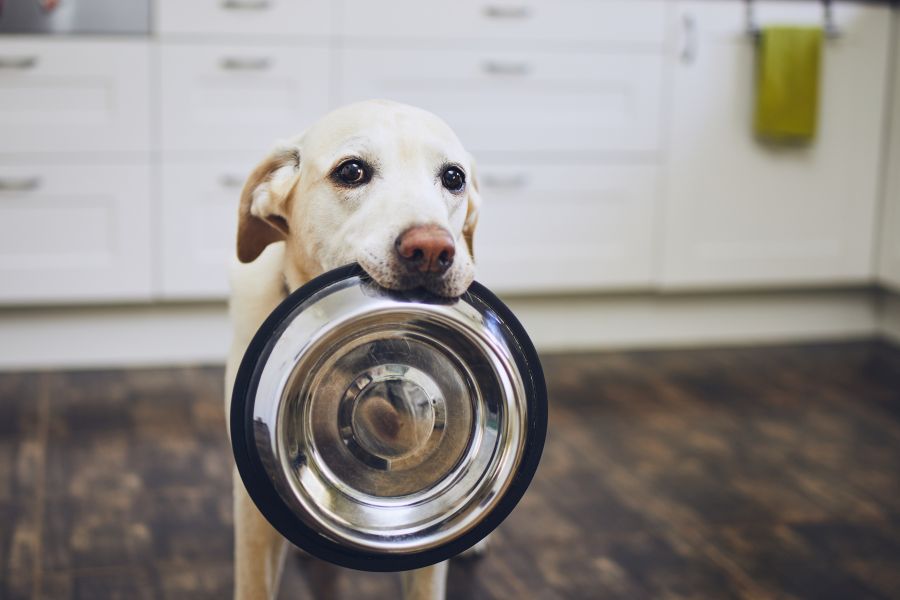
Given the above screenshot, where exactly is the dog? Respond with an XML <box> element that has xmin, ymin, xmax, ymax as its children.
<box><xmin>224</xmin><ymin>99</ymin><xmax>483</xmax><ymax>600</ymax></box>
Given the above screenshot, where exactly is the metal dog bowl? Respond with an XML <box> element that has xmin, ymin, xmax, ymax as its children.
<box><xmin>231</xmin><ymin>264</ymin><xmax>547</xmax><ymax>572</ymax></box>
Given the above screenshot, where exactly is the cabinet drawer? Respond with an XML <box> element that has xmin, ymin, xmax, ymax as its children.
<box><xmin>339</xmin><ymin>0</ymin><xmax>666</xmax><ymax>45</ymax></box>
<box><xmin>0</xmin><ymin>40</ymin><xmax>150</xmax><ymax>154</ymax></box>
<box><xmin>156</xmin><ymin>0</ymin><xmax>332</xmax><ymax>36</ymax></box>
<box><xmin>160</xmin><ymin>43</ymin><xmax>331</xmax><ymax>154</ymax></box>
<box><xmin>473</xmin><ymin>164</ymin><xmax>658</xmax><ymax>292</ymax></box>
<box><xmin>0</xmin><ymin>164</ymin><xmax>152</xmax><ymax>304</ymax></box>
<box><xmin>159</xmin><ymin>160</ymin><xmax>250</xmax><ymax>299</ymax></box>
<box><xmin>338</xmin><ymin>48</ymin><xmax>663</xmax><ymax>155</ymax></box>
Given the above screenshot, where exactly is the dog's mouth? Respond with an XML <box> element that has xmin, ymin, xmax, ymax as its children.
<box><xmin>371</xmin><ymin>271</ymin><xmax>463</xmax><ymax>299</ymax></box>
<box><xmin>392</xmin><ymin>273</ymin><xmax>463</xmax><ymax>299</ymax></box>
<box><xmin>356</xmin><ymin>255</ymin><xmax>472</xmax><ymax>299</ymax></box>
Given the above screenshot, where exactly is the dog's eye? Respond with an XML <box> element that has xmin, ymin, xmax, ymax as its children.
<box><xmin>333</xmin><ymin>159</ymin><xmax>370</xmax><ymax>186</ymax></box>
<box><xmin>441</xmin><ymin>166</ymin><xmax>465</xmax><ymax>193</ymax></box>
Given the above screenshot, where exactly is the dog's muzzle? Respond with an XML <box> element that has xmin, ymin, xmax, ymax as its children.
<box><xmin>230</xmin><ymin>264</ymin><xmax>547</xmax><ymax>572</ymax></box>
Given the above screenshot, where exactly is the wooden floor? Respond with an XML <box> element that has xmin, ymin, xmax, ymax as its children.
<box><xmin>1</xmin><ymin>341</ymin><xmax>900</xmax><ymax>599</ymax></box>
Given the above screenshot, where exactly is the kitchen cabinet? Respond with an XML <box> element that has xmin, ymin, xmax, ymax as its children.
<box><xmin>474</xmin><ymin>164</ymin><xmax>659</xmax><ymax>292</ymax></box>
<box><xmin>156</xmin><ymin>0</ymin><xmax>332</xmax><ymax>37</ymax></box>
<box><xmin>882</xmin><ymin>174</ymin><xmax>900</xmax><ymax>292</ymax></box>
<box><xmin>336</xmin><ymin>1</ymin><xmax>668</xmax><ymax>294</ymax></box>
<box><xmin>338</xmin><ymin>46</ymin><xmax>664</xmax><ymax>157</ymax></box>
<box><xmin>1</xmin><ymin>0</ymin><xmax>897</xmax><ymax>308</ymax></box>
<box><xmin>338</xmin><ymin>0</ymin><xmax>666</xmax><ymax>46</ymax></box>
<box><xmin>878</xmin><ymin>11</ymin><xmax>900</xmax><ymax>293</ymax></box>
<box><xmin>159</xmin><ymin>160</ymin><xmax>252</xmax><ymax>299</ymax></box>
<box><xmin>159</xmin><ymin>42</ymin><xmax>331</xmax><ymax>155</ymax></box>
<box><xmin>0</xmin><ymin>39</ymin><xmax>150</xmax><ymax>154</ymax></box>
<box><xmin>662</xmin><ymin>2</ymin><xmax>891</xmax><ymax>288</ymax></box>
<box><xmin>0</xmin><ymin>164</ymin><xmax>152</xmax><ymax>303</ymax></box>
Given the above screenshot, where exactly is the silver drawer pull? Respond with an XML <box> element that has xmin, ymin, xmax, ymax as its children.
<box><xmin>482</xmin><ymin>60</ymin><xmax>532</xmax><ymax>76</ymax></box>
<box><xmin>481</xmin><ymin>173</ymin><xmax>528</xmax><ymax>189</ymax></box>
<box><xmin>220</xmin><ymin>57</ymin><xmax>271</xmax><ymax>71</ymax></box>
<box><xmin>0</xmin><ymin>56</ymin><xmax>38</xmax><ymax>70</ymax></box>
<box><xmin>221</xmin><ymin>0</ymin><xmax>271</xmax><ymax>10</ymax></box>
<box><xmin>0</xmin><ymin>177</ymin><xmax>41</xmax><ymax>192</ymax></box>
<box><xmin>219</xmin><ymin>174</ymin><xmax>246</xmax><ymax>188</ymax></box>
<box><xmin>680</xmin><ymin>14</ymin><xmax>697</xmax><ymax>65</ymax></box>
<box><xmin>483</xmin><ymin>5</ymin><xmax>531</xmax><ymax>19</ymax></box>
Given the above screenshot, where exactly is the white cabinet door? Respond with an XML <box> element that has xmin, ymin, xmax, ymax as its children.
<box><xmin>338</xmin><ymin>47</ymin><xmax>663</xmax><ymax>156</ymax></box>
<box><xmin>0</xmin><ymin>39</ymin><xmax>150</xmax><ymax>154</ymax></box>
<box><xmin>662</xmin><ymin>2</ymin><xmax>891</xmax><ymax>288</ymax></box>
<box><xmin>159</xmin><ymin>160</ymin><xmax>251</xmax><ymax>299</ymax></box>
<box><xmin>159</xmin><ymin>43</ymin><xmax>331</xmax><ymax>155</ymax></box>
<box><xmin>339</xmin><ymin>0</ymin><xmax>665</xmax><ymax>46</ymax></box>
<box><xmin>0</xmin><ymin>164</ymin><xmax>152</xmax><ymax>304</ymax></box>
<box><xmin>878</xmin><ymin>11</ymin><xmax>900</xmax><ymax>293</ymax></box>
<box><xmin>473</xmin><ymin>164</ymin><xmax>658</xmax><ymax>292</ymax></box>
<box><xmin>156</xmin><ymin>0</ymin><xmax>332</xmax><ymax>37</ymax></box>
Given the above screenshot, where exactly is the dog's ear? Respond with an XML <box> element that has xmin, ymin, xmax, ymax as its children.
<box><xmin>236</xmin><ymin>143</ymin><xmax>302</xmax><ymax>263</ymax></box>
<box><xmin>463</xmin><ymin>156</ymin><xmax>482</xmax><ymax>260</ymax></box>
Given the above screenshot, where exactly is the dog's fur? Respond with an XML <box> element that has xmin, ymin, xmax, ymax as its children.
<box><xmin>225</xmin><ymin>100</ymin><xmax>482</xmax><ymax>600</ymax></box>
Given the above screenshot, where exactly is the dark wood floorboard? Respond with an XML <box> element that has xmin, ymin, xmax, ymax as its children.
<box><xmin>1</xmin><ymin>340</ymin><xmax>899</xmax><ymax>599</ymax></box>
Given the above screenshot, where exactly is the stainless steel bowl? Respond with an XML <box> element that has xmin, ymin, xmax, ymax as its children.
<box><xmin>231</xmin><ymin>264</ymin><xmax>547</xmax><ymax>572</ymax></box>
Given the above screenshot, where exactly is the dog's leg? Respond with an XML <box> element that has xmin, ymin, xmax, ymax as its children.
<box><xmin>457</xmin><ymin>535</ymin><xmax>490</xmax><ymax>560</ymax></box>
<box><xmin>233</xmin><ymin>472</ymin><xmax>288</xmax><ymax>600</ymax></box>
<box><xmin>400</xmin><ymin>561</ymin><xmax>449</xmax><ymax>600</ymax></box>
<box><xmin>306</xmin><ymin>559</ymin><xmax>341</xmax><ymax>600</ymax></box>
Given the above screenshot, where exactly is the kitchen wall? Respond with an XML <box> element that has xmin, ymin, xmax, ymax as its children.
<box><xmin>0</xmin><ymin>0</ymin><xmax>898</xmax><ymax>368</ymax></box>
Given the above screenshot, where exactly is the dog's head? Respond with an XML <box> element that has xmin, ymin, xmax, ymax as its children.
<box><xmin>236</xmin><ymin>100</ymin><xmax>481</xmax><ymax>298</ymax></box>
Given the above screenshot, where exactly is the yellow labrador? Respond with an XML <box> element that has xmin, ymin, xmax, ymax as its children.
<box><xmin>225</xmin><ymin>100</ymin><xmax>482</xmax><ymax>600</ymax></box>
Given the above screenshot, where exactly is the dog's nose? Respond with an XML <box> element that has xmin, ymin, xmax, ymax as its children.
<box><xmin>395</xmin><ymin>225</ymin><xmax>455</xmax><ymax>275</ymax></box>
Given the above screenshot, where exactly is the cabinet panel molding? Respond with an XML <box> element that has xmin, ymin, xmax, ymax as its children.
<box><xmin>159</xmin><ymin>160</ymin><xmax>254</xmax><ymax>299</ymax></box>
<box><xmin>156</xmin><ymin>0</ymin><xmax>332</xmax><ymax>37</ymax></box>
<box><xmin>0</xmin><ymin>164</ymin><xmax>153</xmax><ymax>304</ymax></box>
<box><xmin>339</xmin><ymin>0</ymin><xmax>666</xmax><ymax>46</ymax></box>
<box><xmin>159</xmin><ymin>43</ymin><xmax>331</xmax><ymax>154</ymax></box>
<box><xmin>339</xmin><ymin>47</ymin><xmax>664</xmax><ymax>156</ymax></box>
<box><xmin>474</xmin><ymin>164</ymin><xmax>659</xmax><ymax>292</ymax></box>
<box><xmin>0</xmin><ymin>39</ymin><xmax>151</xmax><ymax>154</ymax></box>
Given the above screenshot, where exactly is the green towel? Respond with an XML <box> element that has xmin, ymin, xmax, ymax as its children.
<box><xmin>754</xmin><ymin>26</ymin><xmax>823</xmax><ymax>143</ymax></box>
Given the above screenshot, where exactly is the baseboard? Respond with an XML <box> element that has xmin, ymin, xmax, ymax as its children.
<box><xmin>0</xmin><ymin>303</ymin><xmax>230</xmax><ymax>371</ymax></box>
<box><xmin>0</xmin><ymin>288</ymin><xmax>884</xmax><ymax>371</ymax></box>
<box><xmin>881</xmin><ymin>291</ymin><xmax>900</xmax><ymax>344</ymax></box>
<box><xmin>505</xmin><ymin>288</ymin><xmax>880</xmax><ymax>352</ymax></box>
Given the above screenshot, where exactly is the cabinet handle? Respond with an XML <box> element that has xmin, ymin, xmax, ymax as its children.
<box><xmin>483</xmin><ymin>5</ymin><xmax>531</xmax><ymax>19</ymax></box>
<box><xmin>0</xmin><ymin>56</ymin><xmax>38</xmax><ymax>70</ymax></box>
<box><xmin>481</xmin><ymin>173</ymin><xmax>528</xmax><ymax>189</ymax></box>
<box><xmin>680</xmin><ymin>13</ymin><xmax>697</xmax><ymax>65</ymax></box>
<box><xmin>482</xmin><ymin>60</ymin><xmax>532</xmax><ymax>76</ymax></box>
<box><xmin>221</xmin><ymin>0</ymin><xmax>271</xmax><ymax>10</ymax></box>
<box><xmin>219</xmin><ymin>174</ymin><xmax>245</xmax><ymax>188</ymax></box>
<box><xmin>220</xmin><ymin>57</ymin><xmax>272</xmax><ymax>71</ymax></box>
<box><xmin>0</xmin><ymin>177</ymin><xmax>41</xmax><ymax>191</ymax></box>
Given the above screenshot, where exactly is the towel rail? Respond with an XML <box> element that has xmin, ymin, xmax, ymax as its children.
<box><xmin>745</xmin><ymin>0</ymin><xmax>840</xmax><ymax>40</ymax></box>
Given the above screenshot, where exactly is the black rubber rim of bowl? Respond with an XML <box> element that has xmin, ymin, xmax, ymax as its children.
<box><xmin>230</xmin><ymin>263</ymin><xmax>548</xmax><ymax>572</ymax></box>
